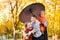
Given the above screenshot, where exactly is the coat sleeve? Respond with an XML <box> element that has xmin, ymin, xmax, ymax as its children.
<box><xmin>44</xmin><ymin>20</ymin><xmax>48</xmax><ymax>27</ymax></box>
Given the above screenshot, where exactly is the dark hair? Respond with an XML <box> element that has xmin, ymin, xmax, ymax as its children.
<box><xmin>25</xmin><ymin>24</ymin><xmax>27</xmax><ymax>28</ymax></box>
<box><xmin>32</xmin><ymin>15</ymin><xmax>37</xmax><ymax>18</ymax></box>
<box><xmin>25</xmin><ymin>22</ymin><xmax>30</xmax><ymax>28</ymax></box>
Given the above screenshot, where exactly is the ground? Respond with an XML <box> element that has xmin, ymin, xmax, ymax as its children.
<box><xmin>8</xmin><ymin>37</ymin><xmax>60</xmax><ymax>40</ymax></box>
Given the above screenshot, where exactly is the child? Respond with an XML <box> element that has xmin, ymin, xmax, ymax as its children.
<box><xmin>23</xmin><ymin>23</ymin><xmax>33</xmax><ymax>40</ymax></box>
<box><xmin>31</xmin><ymin>15</ymin><xmax>42</xmax><ymax>40</ymax></box>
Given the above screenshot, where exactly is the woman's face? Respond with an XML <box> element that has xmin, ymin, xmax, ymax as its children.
<box><xmin>40</xmin><ymin>11</ymin><xmax>45</xmax><ymax>17</ymax></box>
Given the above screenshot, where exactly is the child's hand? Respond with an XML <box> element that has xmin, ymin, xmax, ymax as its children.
<box><xmin>26</xmin><ymin>36</ymin><xmax>29</xmax><ymax>39</ymax></box>
<box><xmin>28</xmin><ymin>32</ymin><xmax>32</xmax><ymax>36</ymax></box>
<box><xmin>30</xmin><ymin>30</ymin><xmax>34</xmax><ymax>34</ymax></box>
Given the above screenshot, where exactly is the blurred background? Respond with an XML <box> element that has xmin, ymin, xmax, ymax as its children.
<box><xmin>0</xmin><ymin>0</ymin><xmax>60</xmax><ymax>40</ymax></box>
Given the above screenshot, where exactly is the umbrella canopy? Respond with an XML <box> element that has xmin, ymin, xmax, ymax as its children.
<box><xmin>19</xmin><ymin>3</ymin><xmax>45</xmax><ymax>23</ymax></box>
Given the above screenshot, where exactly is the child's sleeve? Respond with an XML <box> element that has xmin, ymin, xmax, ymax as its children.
<box><xmin>33</xmin><ymin>23</ymin><xmax>40</xmax><ymax>33</ymax></box>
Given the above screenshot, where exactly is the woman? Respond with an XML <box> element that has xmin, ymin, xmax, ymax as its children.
<box><xmin>38</xmin><ymin>10</ymin><xmax>48</xmax><ymax>40</ymax></box>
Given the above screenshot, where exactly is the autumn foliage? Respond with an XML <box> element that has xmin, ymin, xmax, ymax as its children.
<box><xmin>0</xmin><ymin>0</ymin><xmax>60</xmax><ymax>37</ymax></box>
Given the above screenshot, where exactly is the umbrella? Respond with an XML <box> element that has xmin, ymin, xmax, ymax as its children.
<box><xmin>19</xmin><ymin>3</ymin><xmax>45</xmax><ymax>23</ymax></box>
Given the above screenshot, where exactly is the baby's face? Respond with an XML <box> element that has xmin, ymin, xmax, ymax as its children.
<box><xmin>27</xmin><ymin>23</ymin><xmax>32</xmax><ymax>29</ymax></box>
